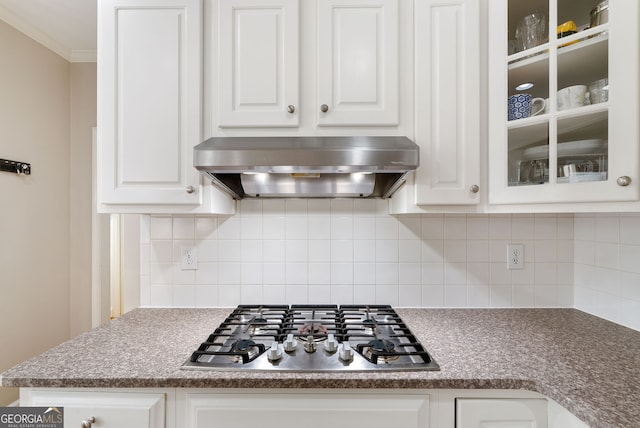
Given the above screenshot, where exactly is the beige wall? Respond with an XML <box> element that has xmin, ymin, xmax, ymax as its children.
<box><xmin>0</xmin><ymin>20</ymin><xmax>96</xmax><ymax>405</ymax></box>
<box><xmin>70</xmin><ymin>62</ymin><xmax>97</xmax><ymax>337</ymax></box>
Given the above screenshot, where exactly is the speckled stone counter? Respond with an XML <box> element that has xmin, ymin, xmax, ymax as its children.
<box><xmin>2</xmin><ymin>308</ymin><xmax>639</xmax><ymax>427</ymax></box>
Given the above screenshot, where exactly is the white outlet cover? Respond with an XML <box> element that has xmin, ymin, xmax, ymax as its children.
<box><xmin>507</xmin><ymin>244</ymin><xmax>524</xmax><ymax>270</ymax></box>
<box><xmin>181</xmin><ymin>246</ymin><xmax>198</xmax><ymax>270</ymax></box>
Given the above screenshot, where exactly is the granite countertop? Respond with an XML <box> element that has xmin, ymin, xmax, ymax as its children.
<box><xmin>2</xmin><ymin>308</ymin><xmax>639</xmax><ymax>427</ymax></box>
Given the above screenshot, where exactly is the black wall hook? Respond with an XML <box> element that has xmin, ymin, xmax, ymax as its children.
<box><xmin>1</xmin><ymin>159</ymin><xmax>31</xmax><ymax>175</ymax></box>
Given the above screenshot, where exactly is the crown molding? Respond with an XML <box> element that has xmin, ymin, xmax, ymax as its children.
<box><xmin>0</xmin><ymin>5</ymin><xmax>74</xmax><ymax>62</ymax></box>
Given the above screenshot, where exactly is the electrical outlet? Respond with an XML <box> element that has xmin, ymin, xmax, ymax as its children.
<box><xmin>181</xmin><ymin>246</ymin><xmax>198</xmax><ymax>270</ymax></box>
<box><xmin>507</xmin><ymin>244</ymin><xmax>524</xmax><ymax>270</ymax></box>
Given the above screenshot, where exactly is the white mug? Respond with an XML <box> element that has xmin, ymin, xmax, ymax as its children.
<box><xmin>557</xmin><ymin>85</ymin><xmax>590</xmax><ymax>111</ymax></box>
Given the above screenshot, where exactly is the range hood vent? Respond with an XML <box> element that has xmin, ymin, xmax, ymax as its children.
<box><xmin>194</xmin><ymin>136</ymin><xmax>419</xmax><ymax>199</ymax></box>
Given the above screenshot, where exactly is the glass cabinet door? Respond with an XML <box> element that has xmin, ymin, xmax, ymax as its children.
<box><xmin>490</xmin><ymin>0</ymin><xmax>639</xmax><ymax>205</ymax></box>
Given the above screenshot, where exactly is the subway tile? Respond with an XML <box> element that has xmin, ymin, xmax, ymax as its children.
<box><xmin>621</xmin><ymin>271</ymin><xmax>640</xmax><ymax>301</ymax></box>
<box><xmin>468</xmin><ymin>285</ymin><xmax>490</xmax><ymax>307</ymax></box>
<box><xmin>195</xmin><ymin>216</ymin><xmax>218</xmax><ymax>240</ymax></box>
<box><xmin>375</xmin><ymin>263</ymin><xmax>398</xmax><ymax>285</ymax></box>
<box><xmin>241</xmin><ymin>216</ymin><xmax>263</xmax><ymax>239</ymax></box>
<box><xmin>172</xmin><ymin>264</ymin><xmax>196</xmax><ymax>285</ymax></box>
<box><xmin>308</xmin><ymin>262</ymin><xmax>331</xmax><ymax>285</ymax></box>
<box><xmin>398</xmin><ymin>216</ymin><xmax>421</xmax><ymax>240</ymax></box>
<box><xmin>218</xmin><ymin>285</ymin><xmax>241</xmax><ymax>307</ymax></box>
<box><xmin>331</xmin><ymin>285</ymin><xmax>354</xmax><ymax>304</ymax></box>
<box><xmin>286</xmin><ymin>240</ymin><xmax>308</xmax><ymax>262</ymax></box>
<box><xmin>445</xmin><ymin>262</ymin><xmax>467</xmax><ymax>285</ymax></box>
<box><xmin>376</xmin><ymin>239</ymin><xmax>399</xmax><ymax>263</ymax></box>
<box><xmin>308</xmin><ymin>239</ymin><xmax>331</xmax><ymax>263</ymax></box>
<box><xmin>285</xmin><ymin>285</ymin><xmax>308</xmax><ymax>303</ymax></box>
<box><xmin>286</xmin><ymin>263</ymin><xmax>308</xmax><ymax>285</ymax></box>
<box><xmin>240</xmin><ymin>285</ymin><xmax>264</xmax><ymax>304</ymax></box>
<box><xmin>331</xmin><ymin>263</ymin><xmax>354</xmax><ymax>285</ymax></box>
<box><xmin>262</xmin><ymin>199</ymin><xmax>285</xmax><ymax>216</ymax></box>
<box><xmin>354</xmin><ymin>263</ymin><xmax>376</xmax><ymax>285</ymax></box>
<box><xmin>306</xmin><ymin>199</ymin><xmax>330</xmax><ymax>215</ymax></box>
<box><xmin>595</xmin><ymin>215</ymin><xmax>620</xmax><ymax>243</ymax></box>
<box><xmin>445</xmin><ymin>240</ymin><xmax>467</xmax><ymax>263</ymax></box>
<box><xmin>285</xmin><ymin>199</ymin><xmax>307</xmax><ymax>215</ymax></box>
<box><xmin>263</xmin><ymin>216</ymin><xmax>286</xmax><ymax>239</ymax></box>
<box><xmin>217</xmin><ymin>215</ymin><xmax>241</xmax><ymax>239</ymax></box>
<box><xmin>173</xmin><ymin>285</ymin><xmax>196</xmax><ymax>307</ymax></box>
<box><xmin>331</xmin><ymin>240</ymin><xmax>354</xmax><ymax>263</ymax></box>
<box><xmin>354</xmin><ymin>285</ymin><xmax>376</xmax><ymax>303</ymax></box>
<box><xmin>422</xmin><ymin>263</ymin><xmax>444</xmax><ymax>285</ymax></box>
<box><xmin>262</xmin><ymin>240</ymin><xmax>285</xmax><ymax>262</ymax></box>
<box><xmin>150</xmin><ymin>239</ymin><xmax>173</xmax><ymax>263</ymax></box>
<box><xmin>467</xmin><ymin>262</ymin><xmax>490</xmax><ymax>285</ymax></box>
<box><xmin>263</xmin><ymin>284</ymin><xmax>286</xmax><ymax>302</ymax></box>
<box><xmin>195</xmin><ymin>285</ymin><xmax>218</xmax><ymax>307</ymax></box>
<box><xmin>399</xmin><ymin>239</ymin><xmax>421</xmax><ymax>263</ymax></box>
<box><xmin>285</xmin><ymin>216</ymin><xmax>308</xmax><ymax>240</ymax></box>
<box><xmin>239</xmin><ymin>199</ymin><xmax>262</xmax><ymax>216</ymax></box>
<box><xmin>489</xmin><ymin>215</ymin><xmax>512</xmax><ymax>240</ymax></box>
<box><xmin>490</xmin><ymin>285</ymin><xmax>512</xmax><ymax>307</ymax></box>
<box><xmin>511</xmin><ymin>216</ymin><xmax>535</xmax><ymax>240</ymax></box>
<box><xmin>574</xmin><ymin>214</ymin><xmax>596</xmax><ymax>241</ymax></box>
<box><xmin>173</xmin><ymin>216</ymin><xmax>194</xmax><ymax>240</ymax></box>
<box><xmin>444</xmin><ymin>215</ymin><xmax>467</xmax><ymax>239</ymax></box>
<box><xmin>467</xmin><ymin>215</ymin><xmax>489</xmax><ymax>239</ymax></box>
<box><xmin>218</xmin><ymin>262</ymin><xmax>241</xmax><ymax>285</ymax></box>
<box><xmin>467</xmin><ymin>240</ymin><xmax>489</xmax><ymax>263</ymax></box>
<box><xmin>595</xmin><ymin>242</ymin><xmax>620</xmax><ymax>270</ymax></box>
<box><xmin>195</xmin><ymin>262</ymin><xmax>218</xmax><ymax>285</ymax></box>
<box><xmin>620</xmin><ymin>244</ymin><xmax>640</xmax><ymax>274</ymax></box>
<box><xmin>375</xmin><ymin>286</ymin><xmax>399</xmax><ymax>306</ymax></box>
<box><xmin>422</xmin><ymin>239</ymin><xmax>445</xmax><ymax>263</ymax></box>
<box><xmin>353</xmin><ymin>199</ymin><xmax>377</xmax><ymax>216</ymax></box>
<box><xmin>512</xmin><ymin>285</ymin><xmax>535</xmax><ymax>308</ymax></box>
<box><xmin>534</xmin><ymin>263</ymin><xmax>557</xmax><ymax>285</ymax></box>
<box><xmin>445</xmin><ymin>286</ymin><xmax>467</xmax><ymax>307</ymax></box>
<box><xmin>534</xmin><ymin>286</ymin><xmax>557</xmax><ymax>307</ymax></box>
<box><xmin>149</xmin><ymin>215</ymin><xmax>173</xmax><ymax>240</ymax></box>
<box><xmin>399</xmin><ymin>262</ymin><xmax>421</xmax><ymax>285</ymax></box>
<box><xmin>241</xmin><ymin>262</ymin><xmax>263</xmax><ymax>285</ymax></box>
<box><xmin>263</xmin><ymin>262</ymin><xmax>285</xmax><ymax>285</ymax></box>
<box><xmin>534</xmin><ymin>240</ymin><xmax>557</xmax><ymax>263</ymax></box>
<box><xmin>620</xmin><ymin>216</ymin><xmax>640</xmax><ymax>245</ymax></box>
<box><xmin>308</xmin><ymin>286</ymin><xmax>331</xmax><ymax>304</ymax></box>
<box><xmin>149</xmin><ymin>285</ymin><xmax>173</xmax><ymax>306</ymax></box>
<box><xmin>308</xmin><ymin>216</ymin><xmax>331</xmax><ymax>239</ymax></box>
<box><xmin>399</xmin><ymin>286</ymin><xmax>422</xmax><ymax>307</ymax></box>
<box><xmin>241</xmin><ymin>239</ymin><xmax>263</xmax><ymax>262</ymax></box>
<box><xmin>534</xmin><ymin>215</ymin><xmax>557</xmax><ymax>239</ymax></box>
<box><xmin>376</xmin><ymin>217</ymin><xmax>399</xmax><ymax>240</ymax></box>
<box><xmin>421</xmin><ymin>215</ymin><xmax>444</xmax><ymax>239</ymax></box>
<box><xmin>422</xmin><ymin>285</ymin><xmax>444</xmax><ymax>307</ymax></box>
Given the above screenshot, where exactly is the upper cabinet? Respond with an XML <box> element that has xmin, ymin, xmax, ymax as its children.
<box><xmin>413</xmin><ymin>0</ymin><xmax>480</xmax><ymax>206</ymax></box>
<box><xmin>97</xmin><ymin>0</ymin><xmax>234</xmax><ymax>213</ymax></box>
<box><xmin>488</xmin><ymin>0</ymin><xmax>640</xmax><ymax>205</ymax></box>
<box><xmin>317</xmin><ymin>0</ymin><xmax>399</xmax><ymax>126</ymax></box>
<box><xmin>214</xmin><ymin>0</ymin><xmax>403</xmax><ymax>130</ymax></box>
<box><xmin>217</xmin><ymin>0</ymin><xmax>300</xmax><ymax>127</ymax></box>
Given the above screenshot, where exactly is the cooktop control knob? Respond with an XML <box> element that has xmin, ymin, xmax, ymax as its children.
<box><xmin>338</xmin><ymin>341</ymin><xmax>354</xmax><ymax>363</ymax></box>
<box><xmin>324</xmin><ymin>333</ymin><xmax>338</xmax><ymax>353</ymax></box>
<box><xmin>304</xmin><ymin>335</ymin><xmax>317</xmax><ymax>353</ymax></box>
<box><xmin>283</xmin><ymin>333</ymin><xmax>297</xmax><ymax>352</ymax></box>
<box><xmin>268</xmin><ymin>342</ymin><xmax>283</xmax><ymax>362</ymax></box>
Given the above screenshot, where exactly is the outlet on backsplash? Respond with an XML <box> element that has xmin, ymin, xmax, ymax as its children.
<box><xmin>507</xmin><ymin>244</ymin><xmax>524</xmax><ymax>270</ymax></box>
<box><xmin>181</xmin><ymin>246</ymin><xmax>198</xmax><ymax>270</ymax></box>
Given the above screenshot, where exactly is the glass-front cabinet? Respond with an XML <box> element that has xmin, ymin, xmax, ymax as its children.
<box><xmin>489</xmin><ymin>0</ymin><xmax>640</xmax><ymax>205</ymax></box>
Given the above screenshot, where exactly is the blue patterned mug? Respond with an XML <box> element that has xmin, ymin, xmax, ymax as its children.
<box><xmin>508</xmin><ymin>94</ymin><xmax>546</xmax><ymax>121</ymax></box>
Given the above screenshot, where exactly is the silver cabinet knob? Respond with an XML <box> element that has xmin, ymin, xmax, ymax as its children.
<box><xmin>617</xmin><ymin>176</ymin><xmax>632</xmax><ymax>186</ymax></box>
<box><xmin>469</xmin><ymin>184</ymin><xmax>480</xmax><ymax>194</ymax></box>
<box><xmin>320</xmin><ymin>104</ymin><xmax>329</xmax><ymax>113</ymax></box>
<box><xmin>287</xmin><ymin>105</ymin><xmax>295</xmax><ymax>114</ymax></box>
<box><xmin>81</xmin><ymin>417</ymin><xmax>96</xmax><ymax>428</ymax></box>
<box><xmin>186</xmin><ymin>186</ymin><xmax>195</xmax><ymax>194</ymax></box>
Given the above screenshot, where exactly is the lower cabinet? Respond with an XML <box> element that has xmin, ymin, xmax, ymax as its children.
<box><xmin>181</xmin><ymin>391</ymin><xmax>429</xmax><ymax>428</ymax></box>
<box><xmin>18</xmin><ymin>388</ymin><xmax>590</xmax><ymax>428</ymax></box>
<box><xmin>20</xmin><ymin>389</ymin><xmax>169</xmax><ymax>428</ymax></box>
<box><xmin>456</xmin><ymin>398</ymin><xmax>548</xmax><ymax>428</ymax></box>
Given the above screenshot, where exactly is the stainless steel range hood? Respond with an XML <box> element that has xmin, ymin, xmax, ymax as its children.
<box><xmin>194</xmin><ymin>136</ymin><xmax>419</xmax><ymax>199</ymax></box>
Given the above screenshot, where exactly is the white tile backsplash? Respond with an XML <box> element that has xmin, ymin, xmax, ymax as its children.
<box><xmin>141</xmin><ymin>201</ymin><xmax>584</xmax><ymax>312</ymax></box>
<box><xmin>574</xmin><ymin>213</ymin><xmax>640</xmax><ymax>331</ymax></box>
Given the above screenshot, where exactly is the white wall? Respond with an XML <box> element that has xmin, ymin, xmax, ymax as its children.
<box><xmin>574</xmin><ymin>213</ymin><xmax>640</xmax><ymax>331</ymax></box>
<box><xmin>0</xmin><ymin>20</ymin><xmax>71</xmax><ymax>405</ymax></box>
<box><xmin>140</xmin><ymin>200</ymin><xmax>575</xmax><ymax>309</ymax></box>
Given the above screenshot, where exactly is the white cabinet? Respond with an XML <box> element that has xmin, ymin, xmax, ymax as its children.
<box><xmin>214</xmin><ymin>0</ymin><xmax>401</xmax><ymax>129</ymax></box>
<box><xmin>456</xmin><ymin>398</ymin><xmax>548</xmax><ymax>428</ymax></box>
<box><xmin>21</xmin><ymin>389</ymin><xmax>167</xmax><ymax>428</ymax></box>
<box><xmin>217</xmin><ymin>0</ymin><xmax>299</xmax><ymax>127</ymax></box>
<box><xmin>488</xmin><ymin>0</ymin><xmax>640</xmax><ymax>205</ymax></box>
<box><xmin>317</xmin><ymin>0</ymin><xmax>399</xmax><ymax>126</ymax></box>
<box><xmin>413</xmin><ymin>0</ymin><xmax>480</xmax><ymax>205</ymax></box>
<box><xmin>181</xmin><ymin>391</ymin><xmax>429</xmax><ymax>428</ymax></box>
<box><xmin>98</xmin><ymin>0</ymin><xmax>234</xmax><ymax>214</ymax></box>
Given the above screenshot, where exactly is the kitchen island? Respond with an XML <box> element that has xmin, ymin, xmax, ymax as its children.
<box><xmin>2</xmin><ymin>308</ymin><xmax>639</xmax><ymax>427</ymax></box>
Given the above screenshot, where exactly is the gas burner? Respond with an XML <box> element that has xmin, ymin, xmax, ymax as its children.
<box><xmin>359</xmin><ymin>339</ymin><xmax>400</xmax><ymax>364</ymax></box>
<box><xmin>361</xmin><ymin>318</ymin><xmax>377</xmax><ymax>335</ymax></box>
<box><xmin>228</xmin><ymin>339</ymin><xmax>261</xmax><ymax>363</ymax></box>
<box><xmin>299</xmin><ymin>323</ymin><xmax>328</xmax><ymax>336</ymax></box>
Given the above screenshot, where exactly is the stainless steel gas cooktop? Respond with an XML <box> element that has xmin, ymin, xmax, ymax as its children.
<box><xmin>181</xmin><ymin>305</ymin><xmax>440</xmax><ymax>372</ymax></box>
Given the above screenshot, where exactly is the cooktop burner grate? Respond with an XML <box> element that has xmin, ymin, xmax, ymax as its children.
<box><xmin>182</xmin><ymin>305</ymin><xmax>439</xmax><ymax>372</ymax></box>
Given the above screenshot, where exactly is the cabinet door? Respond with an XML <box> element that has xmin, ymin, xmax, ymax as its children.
<box><xmin>456</xmin><ymin>398</ymin><xmax>548</xmax><ymax>428</ymax></box>
<box><xmin>414</xmin><ymin>0</ymin><xmax>480</xmax><ymax>205</ymax></box>
<box><xmin>317</xmin><ymin>0</ymin><xmax>398</xmax><ymax>126</ymax></box>
<box><xmin>24</xmin><ymin>390</ymin><xmax>165</xmax><ymax>428</ymax></box>
<box><xmin>98</xmin><ymin>0</ymin><xmax>202</xmax><ymax>206</ymax></box>
<box><xmin>488</xmin><ymin>0</ymin><xmax>640</xmax><ymax>205</ymax></box>
<box><xmin>218</xmin><ymin>0</ymin><xmax>299</xmax><ymax>127</ymax></box>
<box><xmin>184</xmin><ymin>392</ymin><xmax>428</xmax><ymax>428</ymax></box>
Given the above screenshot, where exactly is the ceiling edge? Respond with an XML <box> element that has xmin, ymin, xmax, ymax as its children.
<box><xmin>71</xmin><ymin>50</ymin><xmax>97</xmax><ymax>63</ymax></box>
<box><xmin>0</xmin><ymin>5</ymin><xmax>72</xmax><ymax>62</ymax></box>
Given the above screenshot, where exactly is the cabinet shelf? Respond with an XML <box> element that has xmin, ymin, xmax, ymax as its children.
<box><xmin>508</xmin><ymin>30</ymin><xmax>608</xmax><ymax>98</ymax></box>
